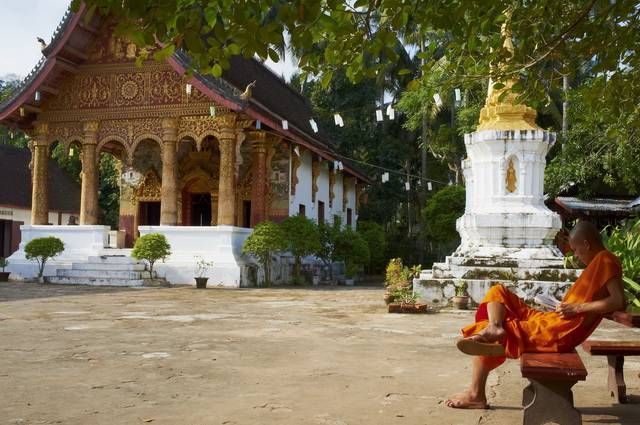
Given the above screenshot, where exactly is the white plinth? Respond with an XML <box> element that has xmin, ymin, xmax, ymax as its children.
<box><xmin>7</xmin><ymin>225</ymin><xmax>110</xmax><ymax>279</ymax></box>
<box><xmin>138</xmin><ymin>225</ymin><xmax>255</xmax><ymax>287</ymax></box>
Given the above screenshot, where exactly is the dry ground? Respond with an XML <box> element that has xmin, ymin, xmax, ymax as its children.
<box><xmin>1</xmin><ymin>282</ymin><xmax>639</xmax><ymax>425</ymax></box>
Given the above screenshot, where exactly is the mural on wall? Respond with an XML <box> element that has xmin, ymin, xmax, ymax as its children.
<box><xmin>269</xmin><ymin>143</ymin><xmax>290</xmax><ymax>222</ymax></box>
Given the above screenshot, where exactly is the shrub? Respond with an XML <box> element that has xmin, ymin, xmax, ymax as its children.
<box><xmin>335</xmin><ymin>227</ymin><xmax>370</xmax><ymax>278</ymax></box>
<box><xmin>281</xmin><ymin>215</ymin><xmax>321</xmax><ymax>283</ymax></box>
<box><xmin>358</xmin><ymin>221</ymin><xmax>387</xmax><ymax>273</ymax></box>
<box><xmin>384</xmin><ymin>258</ymin><xmax>421</xmax><ymax>304</ymax></box>
<box><xmin>243</xmin><ymin>221</ymin><xmax>287</xmax><ymax>286</ymax></box>
<box><xmin>24</xmin><ymin>237</ymin><xmax>65</xmax><ymax>278</ymax></box>
<box><xmin>317</xmin><ymin>219</ymin><xmax>342</xmax><ymax>280</ymax></box>
<box><xmin>601</xmin><ymin>218</ymin><xmax>640</xmax><ymax>311</ymax></box>
<box><xmin>0</xmin><ymin>257</ymin><xmax>8</xmax><ymax>272</ymax></box>
<box><xmin>131</xmin><ymin>233</ymin><xmax>171</xmax><ymax>278</ymax></box>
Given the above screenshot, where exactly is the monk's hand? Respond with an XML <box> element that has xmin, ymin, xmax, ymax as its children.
<box><xmin>556</xmin><ymin>302</ymin><xmax>582</xmax><ymax>319</ymax></box>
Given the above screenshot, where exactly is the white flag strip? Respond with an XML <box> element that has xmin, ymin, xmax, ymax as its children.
<box><xmin>294</xmin><ymin>146</ymin><xmax>300</xmax><ymax>157</ymax></box>
<box><xmin>386</xmin><ymin>104</ymin><xmax>395</xmax><ymax>119</ymax></box>
<box><xmin>375</xmin><ymin>109</ymin><xmax>384</xmax><ymax>121</ymax></box>
<box><xmin>209</xmin><ymin>106</ymin><xmax>216</xmax><ymax>117</ymax></box>
<box><xmin>405</xmin><ymin>181</ymin><xmax>410</xmax><ymax>191</ymax></box>
<box><xmin>185</xmin><ymin>83</ymin><xmax>192</xmax><ymax>95</ymax></box>
<box><xmin>333</xmin><ymin>113</ymin><xmax>344</xmax><ymax>127</ymax></box>
<box><xmin>455</xmin><ymin>88</ymin><xmax>461</xmax><ymax>103</ymax></box>
<box><xmin>282</xmin><ymin>119</ymin><xmax>288</xmax><ymax>130</ymax></box>
<box><xmin>427</xmin><ymin>181</ymin><xmax>433</xmax><ymax>191</ymax></box>
<box><xmin>381</xmin><ymin>172</ymin><xmax>389</xmax><ymax>183</ymax></box>
<box><xmin>255</xmin><ymin>120</ymin><xmax>261</xmax><ymax>129</ymax></box>
<box><xmin>309</xmin><ymin>119</ymin><xmax>318</xmax><ymax>133</ymax></box>
<box><xmin>433</xmin><ymin>93</ymin><xmax>442</xmax><ymax>107</ymax></box>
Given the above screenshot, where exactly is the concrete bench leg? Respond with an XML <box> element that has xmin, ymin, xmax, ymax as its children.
<box><xmin>522</xmin><ymin>379</ymin><xmax>581</xmax><ymax>425</ymax></box>
<box><xmin>607</xmin><ymin>355</ymin><xmax>627</xmax><ymax>403</ymax></box>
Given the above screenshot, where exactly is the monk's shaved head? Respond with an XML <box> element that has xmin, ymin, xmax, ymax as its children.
<box><xmin>569</xmin><ymin>220</ymin><xmax>602</xmax><ymax>245</ymax></box>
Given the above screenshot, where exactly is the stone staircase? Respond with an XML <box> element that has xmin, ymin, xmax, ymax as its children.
<box><xmin>414</xmin><ymin>254</ymin><xmax>581</xmax><ymax>306</ymax></box>
<box><xmin>48</xmin><ymin>255</ymin><xmax>152</xmax><ymax>287</ymax></box>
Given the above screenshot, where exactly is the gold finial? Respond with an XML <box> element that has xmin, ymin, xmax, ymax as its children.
<box><xmin>477</xmin><ymin>7</ymin><xmax>540</xmax><ymax>131</ymax></box>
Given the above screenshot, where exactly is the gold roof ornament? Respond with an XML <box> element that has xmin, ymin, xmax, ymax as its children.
<box><xmin>477</xmin><ymin>8</ymin><xmax>540</xmax><ymax>131</ymax></box>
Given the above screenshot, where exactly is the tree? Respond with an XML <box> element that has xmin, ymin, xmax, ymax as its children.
<box><xmin>24</xmin><ymin>237</ymin><xmax>65</xmax><ymax>279</ymax></box>
<box><xmin>280</xmin><ymin>215</ymin><xmax>321</xmax><ymax>283</ymax></box>
<box><xmin>357</xmin><ymin>220</ymin><xmax>386</xmax><ymax>274</ymax></box>
<box><xmin>317</xmin><ymin>219</ymin><xmax>342</xmax><ymax>280</ymax></box>
<box><xmin>242</xmin><ymin>221</ymin><xmax>287</xmax><ymax>286</ymax></box>
<box><xmin>79</xmin><ymin>1</ymin><xmax>640</xmax><ymax>120</ymax></box>
<box><xmin>422</xmin><ymin>185</ymin><xmax>466</xmax><ymax>260</ymax></box>
<box><xmin>131</xmin><ymin>233</ymin><xmax>171</xmax><ymax>278</ymax></box>
<box><xmin>334</xmin><ymin>227</ymin><xmax>370</xmax><ymax>277</ymax></box>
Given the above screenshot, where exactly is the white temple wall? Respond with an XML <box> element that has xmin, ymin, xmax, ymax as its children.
<box><xmin>331</xmin><ymin>172</ymin><xmax>344</xmax><ymax>224</ymax></box>
<box><xmin>315</xmin><ymin>161</ymin><xmax>330</xmax><ymax>223</ymax></box>
<box><xmin>289</xmin><ymin>149</ymin><xmax>313</xmax><ymax>218</ymax></box>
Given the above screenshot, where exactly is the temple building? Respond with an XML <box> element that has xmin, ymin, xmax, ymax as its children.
<box><xmin>0</xmin><ymin>4</ymin><xmax>369</xmax><ymax>285</ymax></box>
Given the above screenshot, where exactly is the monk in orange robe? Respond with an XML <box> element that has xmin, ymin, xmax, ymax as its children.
<box><xmin>445</xmin><ymin>221</ymin><xmax>625</xmax><ymax>409</ymax></box>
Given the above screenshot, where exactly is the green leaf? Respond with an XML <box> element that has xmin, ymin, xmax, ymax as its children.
<box><xmin>211</xmin><ymin>63</ymin><xmax>223</xmax><ymax>77</ymax></box>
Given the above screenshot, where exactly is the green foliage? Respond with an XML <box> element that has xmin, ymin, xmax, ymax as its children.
<box><xmin>281</xmin><ymin>215</ymin><xmax>321</xmax><ymax>281</ymax></box>
<box><xmin>545</xmin><ymin>77</ymin><xmax>640</xmax><ymax>198</ymax></box>
<box><xmin>358</xmin><ymin>221</ymin><xmax>387</xmax><ymax>273</ymax></box>
<box><xmin>384</xmin><ymin>258</ymin><xmax>421</xmax><ymax>289</ymax></box>
<box><xmin>334</xmin><ymin>227</ymin><xmax>370</xmax><ymax>276</ymax></box>
<box><xmin>131</xmin><ymin>233</ymin><xmax>171</xmax><ymax>278</ymax></box>
<box><xmin>242</xmin><ymin>221</ymin><xmax>287</xmax><ymax>286</ymax></box>
<box><xmin>422</xmin><ymin>185</ymin><xmax>466</xmax><ymax>254</ymax></box>
<box><xmin>390</xmin><ymin>286</ymin><xmax>417</xmax><ymax>305</ymax></box>
<box><xmin>99</xmin><ymin>153</ymin><xmax>121</xmax><ymax>229</ymax></box>
<box><xmin>601</xmin><ymin>218</ymin><xmax>640</xmax><ymax>310</ymax></box>
<box><xmin>454</xmin><ymin>280</ymin><xmax>468</xmax><ymax>297</ymax></box>
<box><xmin>24</xmin><ymin>237</ymin><xmax>65</xmax><ymax>278</ymax></box>
<box><xmin>0</xmin><ymin>257</ymin><xmax>8</xmax><ymax>272</ymax></box>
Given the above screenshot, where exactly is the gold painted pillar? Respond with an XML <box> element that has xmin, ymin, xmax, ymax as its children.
<box><xmin>80</xmin><ymin>121</ymin><xmax>100</xmax><ymax>225</ymax></box>
<box><xmin>248</xmin><ymin>130</ymin><xmax>268</xmax><ymax>227</ymax></box>
<box><xmin>160</xmin><ymin>118</ymin><xmax>178</xmax><ymax>225</ymax></box>
<box><xmin>30</xmin><ymin>122</ymin><xmax>49</xmax><ymax>225</ymax></box>
<box><xmin>217</xmin><ymin>114</ymin><xmax>238</xmax><ymax>226</ymax></box>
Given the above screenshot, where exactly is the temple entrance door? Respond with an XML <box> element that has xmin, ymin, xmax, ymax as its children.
<box><xmin>191</xmin><ymin>193</ymin><xmax>212</xmax><ymax>226</ymax></box>
<box><xmin>139</xmin><ymin>201</ymin><xmax>161</xmax><ymax>226</ymax></box>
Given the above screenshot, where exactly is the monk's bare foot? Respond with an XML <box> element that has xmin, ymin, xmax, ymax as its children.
<box><xmin>444</xmin><ymin>391</ymin><xmax>488</xmax><ymax>409</ymax></box>
<box><xmin>471</xmin><ymin>324</ymin><xmax>505</xmax><ymax>344</ymax></box>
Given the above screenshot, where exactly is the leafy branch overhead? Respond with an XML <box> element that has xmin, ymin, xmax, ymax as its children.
<box><xmin>78</xmin><ymin>0</ymin><xmax>640</xmax><ymax>112</ymax></box>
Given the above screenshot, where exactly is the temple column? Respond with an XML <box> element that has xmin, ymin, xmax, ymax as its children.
<box><xmin>248</xmin><ymin>130</ymin><xmax>268</xmax><ymax>227</ymax></box>
<box><xmin>80</xmin><ymin>121</ymin><xmax>100</xmax><ymax>225</ymax></box>
<box><xmin>216</xmin><ymin>114</ymin><xmax>238</xmax><ymax>226</ymax></box>
<box><xmin>30</xmin><ymin>122</ymin><xmax>49</xmax><ymax>225</ymax></box>
<box><xmin>160</xmin><ymin>118</ymin><xmax>178</xmax><ymax>225</ymax></box>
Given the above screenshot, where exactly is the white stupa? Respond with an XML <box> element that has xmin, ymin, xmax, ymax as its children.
<box><xmin>414</xmin><ymin>26</ymin><xmax>578</xmax><ymax>305</ymax></box>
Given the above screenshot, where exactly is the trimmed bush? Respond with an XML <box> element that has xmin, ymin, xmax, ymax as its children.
<box><xmin>281</xmin><ymin>215</ymin><xmax>321</xmax><ymax>283</ymax></box>
<box><xmin>25</xmin><ymin>236</ymin><xmax>65</xmax><ymax>279</ymax></box>
<box><xmin>243</xmin><ymin>221</ymin><xmax>287</xmax><ymax>286</ymax></box>
<box><xmin>131</xmin><ymin>233</ymin><xmax>171</xmax><ymax>278</ymax></box>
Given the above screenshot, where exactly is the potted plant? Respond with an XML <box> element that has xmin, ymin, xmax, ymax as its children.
<box><xmin>388</xmin><ymin>287</ymin><xmax>430</xmax><ymax>313</ymax></box>
<box><xmin>24</xmin><ymin>236</ymin><xmax>65</xmax><ymax>283</ymax></box>
<box><xmin>452</xmin><ymin>281</ymin><xmax>470</xmax><ymax>309</ymax></box>
<box><xmin>0</xmin><ymin>257</ymin><xmax>9</xmax><ymax>282</ymax></box>
<box><xmin>194</xmin><ymin>256</ymin><xmax>214</xmax><ymax>289</ymax></box>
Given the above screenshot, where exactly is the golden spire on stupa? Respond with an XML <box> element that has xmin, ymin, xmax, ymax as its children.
<box><xmin>476</xmin><ymin>8</ymin><xmax>540</xmax><ymax>131</ymax></box>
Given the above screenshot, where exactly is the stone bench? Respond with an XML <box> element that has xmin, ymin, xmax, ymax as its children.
<box><xmin>520</xmin><ymin>352</ymin><xmax>587</xmax><ymax>425</ymax></box>
<box><xmin>581</xmin><ymin>312</ymin><xmax>640</xmax><ymax>403</ymax></box>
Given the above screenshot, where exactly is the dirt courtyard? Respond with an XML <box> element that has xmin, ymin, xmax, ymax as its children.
<box><xmin>1</xmin><ymin>282</ymin><xmax>638</xmax><ymax>425</ymax></box>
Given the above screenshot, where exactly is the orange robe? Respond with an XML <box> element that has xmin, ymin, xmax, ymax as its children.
<box><xmin>462</xmin><ymin>250</ymin><xmax>622</xmax><ymax>366</ymax></box>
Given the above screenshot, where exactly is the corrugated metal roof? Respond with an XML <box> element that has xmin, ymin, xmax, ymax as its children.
<box><xmin>556</xmin><ymin>196</ymin><xmax>636</xmax><ymax>215</ymax></box>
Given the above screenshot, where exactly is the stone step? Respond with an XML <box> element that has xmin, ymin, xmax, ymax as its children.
<box><xmin>47</xmin><ymin>276</ymin><xmax>145</xmax><ymax>287</ymax></box>
<box><xmin>87</xmin><ymin>255</ymin><xmax>140</xmax><ymax>264</ymax></box>
<box><xmin>58</xmin><ymin>269</ymin><xmax>145</xmax><ymax>279</ymax></box>
<box><xmin>72</xmin><ymin>262</ymin><xmax>146</xmax><ymax>272</ymax></box>
<box><xmin>446</xmin><ymin>256</ymin><xmax>566</xmax><ymax>269</ymax></box>
<box><xmin>430</xmin><ymin>264</ymin><xmax>579</xmax><ymax>281</ymax></box>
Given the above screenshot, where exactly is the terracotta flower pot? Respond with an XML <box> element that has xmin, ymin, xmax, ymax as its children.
<box><xmin>195</xmin><ymin>277</ymin><xmax>208</xmax><ymax>289</ymax></box>
<box><xmin>452</xmin><ymin>295</ymin><xmax>469</xmax><ymax>310</ymax></box>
